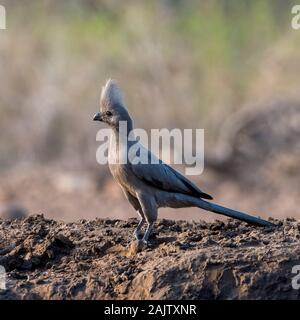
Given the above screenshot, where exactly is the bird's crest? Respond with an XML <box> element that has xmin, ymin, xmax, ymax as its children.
<box><xmin>100</xmin><ymin>79</ymin><xmax>125</xmax><ymax>110</ymax></box>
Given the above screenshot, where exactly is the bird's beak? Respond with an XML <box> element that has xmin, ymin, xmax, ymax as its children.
<box><xmin>93</xmin><ymin>112</ymin><xmax>102</xmax><ymax>121</ymax></box>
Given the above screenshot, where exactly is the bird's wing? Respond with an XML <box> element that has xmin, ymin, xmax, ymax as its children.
<box><xmin>129</xmin><ymin>147</ymin><xmax>213</xmax><ymax>200</ymax></box>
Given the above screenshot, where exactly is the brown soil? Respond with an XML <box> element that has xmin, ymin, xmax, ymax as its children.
<box><xmin>0</xmin><ymin>215</ymin><xmax>300</xmax><ymax>300</ymax></box>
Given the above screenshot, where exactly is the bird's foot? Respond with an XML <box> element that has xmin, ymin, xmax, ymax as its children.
<box><xmin>133</xmin><ymin>230</ymin><xmax>143</xmax><ymax>241</ymax></box>
<box><xmin>140</xmin><ymin>238</ymin><xmax>151</xmax><ymax>247</ymax></box>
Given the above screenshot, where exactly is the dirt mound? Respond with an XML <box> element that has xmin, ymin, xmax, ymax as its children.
<box><xmin>209</xmin><ymin>100</ymin><xmax>300</xmax><ymax>187</ymax></box>
<box><xmin>0</xmin><ymin>215</ymin><xmax>300</xmax><ymax>300</ymax></box>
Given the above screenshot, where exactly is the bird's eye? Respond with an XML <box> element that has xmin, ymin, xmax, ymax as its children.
<box><xmin>105</xmin><ymin>111</ymin><xmax>113</xmax><ymax>116</ymax></box>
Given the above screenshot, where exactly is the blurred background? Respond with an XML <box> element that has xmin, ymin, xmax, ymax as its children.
<box><xmin>0</xmin><ymin>0</ymin><xmax>299</xmax><ymax>222</ymax></box>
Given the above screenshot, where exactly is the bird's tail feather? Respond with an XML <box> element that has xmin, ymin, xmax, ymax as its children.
<box><xmin>197</xmin><ymin>199</ymin><xmax>275</xmax><ymax>227</ymax></box>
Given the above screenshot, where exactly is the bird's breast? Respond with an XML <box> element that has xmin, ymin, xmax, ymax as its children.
<box><xmin>109</xmin><ymin>163</ymin><xmax>141</xmax><ymax>197</ymax></box>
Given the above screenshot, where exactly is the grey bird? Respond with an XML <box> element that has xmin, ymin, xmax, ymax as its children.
<box><xmin>93</xmin><ymin>79</ymin><xmax>275</xmax><ymax>245</ymax></box>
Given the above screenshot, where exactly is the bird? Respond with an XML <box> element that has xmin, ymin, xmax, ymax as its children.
<box><xmin>93</xmin><ymin>79</ymin><xmax>275</xmax><ymax>245</ymax></box>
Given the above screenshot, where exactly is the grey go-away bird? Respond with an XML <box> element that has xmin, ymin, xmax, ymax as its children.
<box><xmin>93</xmin><ymin>79</ymin><xmax>275</xmax><ymax>245</ymax></box>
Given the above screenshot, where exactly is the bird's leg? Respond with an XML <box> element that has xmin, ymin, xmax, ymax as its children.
<box><xmin>134</xmin><ymin>215</ymin><xmax>145</xmax><ymax>240</ymax></box>
<box><xmin>123</xmin><ymin>191</ymin><xmax>146</xmax><ymax>240</ymax></box>
<box><xmin>136</xmin><ymin>193</ymin><xmax>157</xmax><ymax>246</ymax></box>
<box><xmin>142</xmin><ymin>222</ymin><xmax>154</xmax><ymax>245</ymax></box>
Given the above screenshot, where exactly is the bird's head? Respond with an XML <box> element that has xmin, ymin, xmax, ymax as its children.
<box><xmin>93</xmin><ymin>79</ymin><xmax>132</xmax><ymax>130</ymax></box>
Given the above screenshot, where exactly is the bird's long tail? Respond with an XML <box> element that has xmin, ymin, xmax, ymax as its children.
<box><xmin>197</xmin><ymin>198</ymin><xmax>275</xmax><ymax>227</ymax></box>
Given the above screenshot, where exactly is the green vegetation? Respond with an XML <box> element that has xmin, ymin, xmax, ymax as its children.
<box><xmin>0</xmin><ymin>0</ymin><xmax>298</xmax><ymax>170</ymax></box>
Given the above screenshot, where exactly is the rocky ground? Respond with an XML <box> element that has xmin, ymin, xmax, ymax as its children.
<box><xmin>0</xmin><ymin>215</ymin><xmax>300</xmax><ymax>300</ymax></box>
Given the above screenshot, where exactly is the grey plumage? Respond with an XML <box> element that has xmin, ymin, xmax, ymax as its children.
<box><xmin>93</xmin><ymin>79</ymin><xmax>275</xmax><ymax>244</ymax></box>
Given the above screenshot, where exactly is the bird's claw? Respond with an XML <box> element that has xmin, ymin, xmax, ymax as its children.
<box><xmin>141</xmin><ymin>239</ymin><xmax>149</xmax><ymax>247</ymax></box>
<box><xmin>134</xmin><ymin>230</ymin><xmax>142</xmax><ymax>241</ymax></box>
